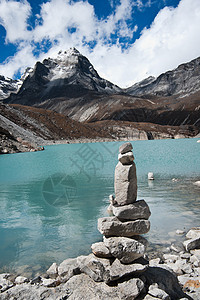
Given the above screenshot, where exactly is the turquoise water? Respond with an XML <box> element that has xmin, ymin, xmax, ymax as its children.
<box><xmin>0</xmin><ymin>138</ymin><xmax>200</xmax><ymax>276</ymax></box>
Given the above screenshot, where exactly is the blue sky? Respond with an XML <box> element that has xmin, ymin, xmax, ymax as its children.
<box><xmin>0</xmin><ymin>0</ymin><xmax>200</xmax><ymax>87</ymax></box>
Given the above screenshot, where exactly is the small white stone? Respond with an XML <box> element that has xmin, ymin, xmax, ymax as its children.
<box><xmin>15</xmin><ymin>276</ymin><xmax>28</xmax><ymax>284</ymax></box>
<box><xmin>148</xmin><ymin>172</ymin><xmax>154</xmax><ymax>180</ymax></box>
<box><xmin>176</xmin><ymin>229</ymin><xmax>185</xmax><ymax>235</ymax></box>
<box><xmin>41</xmin><ymin>278</ymin><xmax>56</xmax><ymax>287</ymax></box>
<box><xmin>186</xmin><ymin>227</ymin><xmax>200</xmax><ymax>239</ymax></box>
<box><xmin>46</xmin><ymin>262</ymin><xmax>58</xmax><ymax>278</ymax></box>
<box><xmin>193</xmin><ymin>181</ymin><xmax>200</xmax><ymax>186</ymax></box>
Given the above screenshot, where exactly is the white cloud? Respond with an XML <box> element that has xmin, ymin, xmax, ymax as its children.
<box><xmin>0</xmin><ymin>0</ymin><xmax>200</xmax><ymax>87</ymax></box>
<box><xmin>0</xmin><ymin>0</ymin><xmax>31</xmax><ymax>43</ymax></box>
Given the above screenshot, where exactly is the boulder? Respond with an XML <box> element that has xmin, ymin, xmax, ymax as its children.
<box><xmin>112</xmin><ymin>200</ymin><xmax>151</xmax><ymax>220</ymax></box>
<box><xmin>77</xmin><ymin>254</ymin><xmax>111</xmax><ymax>283</ymax></box>
<box><xmin>63</xmin><ymin>273</ymin><xmax>144</xmax><ymax>300</ymax></box>
<box><xmin>119</xmin><ymin>142</ymin><xmax>133</xmax><ymax>154</ymax></box>
<box><xmin>58</xmin><ymin>258</ymin><xmax>80</xmax><ymax>279</ymax></box>
<box><xmin>15</xmin><ymin>276</ymin><xmax>28</xmax><ymax>284</ymax></box>
<box><xmin>114</xmin><ymin>162</ymin><xmax>137</xmax><ymax>205</ymax></box>
<box><xmin>91</xmin><ymin>242</ymin><xmax>112</xmax><ymax>258</ymax></box>
<box><xmin>118</xmin><ymin>151</ymin><xmax>134</xmax><ymax>165</ymax></box>
<box><xmin>103</xmin><ymin>236</ymin><xmax>147</xmax><ymax>264</ymax></box>
<box><xmin>117</xmin><ymin>277</ymin><xmax>144</xmax><ymax>299</ymax></box>
<box><xmin>46</xmin><ymin>262</ymin><xmax>58</xmax><ymax>279</ymax></box>
<box><xmin>186</xmin><ymin>228</ymin><xmax>200</xmax><ymax>240</ymax></box>
<box><xmin>41</xmin><ymin>278</ymin><xmax>58</xmax><ymax>287</ymax></box>
<box><xmin>98</xmin><ymin>216</ymin><xmax>150</xmax><ymax>237</ymax></box>
<box><xmin>183</xmin><ymin>238</ymin><xmax>200</xmax><ymax>251</ymax></box>
<box><xmin>109</xmin><ymin>258</ymin><xmax>148</xmax><ymax>281</ymax></box>
<box><xmin>0</xmin><ymin>274</ymin><xmax>14</xmax><ymax>292</ymax></box>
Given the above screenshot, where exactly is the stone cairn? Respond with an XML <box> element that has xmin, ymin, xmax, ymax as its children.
<box><xmin>90</xmin><ymin>142</ymin><xmax>151</xmax><ymax>286</ymax></box>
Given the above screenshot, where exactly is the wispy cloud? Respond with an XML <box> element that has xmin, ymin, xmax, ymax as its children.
<box><xmin>0</xmin><ymin>0</ymin><xmax>200</xmax><ymax>87</ymax></box>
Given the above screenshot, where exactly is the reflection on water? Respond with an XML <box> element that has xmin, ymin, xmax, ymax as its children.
<box><xmin>0</xmin><ymin>138</ymin><xmax>199</xmax><ymax>275</ymax></box>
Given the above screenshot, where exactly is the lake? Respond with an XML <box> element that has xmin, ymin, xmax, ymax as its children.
<box><xmin>0</xmin><ymin>138</ymin><xmax>199</xmax><ymax>276</ymax></box>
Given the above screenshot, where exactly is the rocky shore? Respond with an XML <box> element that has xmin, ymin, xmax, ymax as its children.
<box><xmin>0</xmin><ymin>143</ymin><xmax>200</xmax><ymax>299</ymax></box>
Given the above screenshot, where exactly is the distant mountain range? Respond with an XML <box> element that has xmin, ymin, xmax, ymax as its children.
<box><xmin>0</xmin><ymin>48</ymin><xmax>200</xmax><ymax>153</ymax></box>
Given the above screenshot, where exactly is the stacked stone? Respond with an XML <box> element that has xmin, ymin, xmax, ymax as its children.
<box><xmin>90</xmin><ymin>142</ymin><xmax>151</xmax><ymax>284</ymax></box>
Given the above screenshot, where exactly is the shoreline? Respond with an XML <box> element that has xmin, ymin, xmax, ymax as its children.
<box><xmin>0</xmin><ymin>227</ymin><xmax>199</xmax><ymax>299</ymax></box>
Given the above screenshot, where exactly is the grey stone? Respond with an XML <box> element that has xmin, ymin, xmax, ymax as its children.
<box><xmin>107</xmin><ymin>204</ymin><xmax>114</xmax><ymax>216</ymax></box>
<box><xmin>0</xmin><ymin>274</ymin><xmax>14</xmax><ymax>292</ymax></box>
<box><xmin>144</xmin><ymin>295</ymin><xmax>160</xmax><ymax>300</ymax></box>
<box><xmin>148</xmin><ymin>284</ymin><xmax>170</xmax><ymax>299</ymax></box>
<box><xmin>109</xmin><ymin>258</ymin><xmax>148</xmax><ymax>281</ymax></box>
<box><xmin>77</xmin><ymin>253</ymin><xmax>111</xmax><ymax>282</ymax></box>
<box><xmin>15</xmin><ymin>276</ymin><xmax>28</xmax><ymax>284</ymax></box>
<box><xmin>64</xmin><ymin>273</ymin><xmax>144</xmax><ymax>300</ymax></box>
<box><xmin>176</xmin><ymin>229</ymin><xmax>185</xmax><ymax>235</ymax></box>
<box><xmin>58</xmin><ymin>258</ymin><xmax>80</xmax><ymax>279</ymax></box>
<box><xmin>119</xmin><ymin>142</ymin><xmax>133</xmax><ymax>154</ymax></box>
<box><xmin>163</xmin><ymin>254</ymin><xmax>179</xmax><ymax>263</ymax></box>
<box><xmin>149</xmin><ymin>258</ymin><xmax>161</xmax><ymax>267</ymax></box>
<box><xmin>112</xmin><ymin>199</ymin><xmax>151</xmax><ymax>220</ymax></box>
<box><xmin>180</xmin><ymin>253</ymin><xmax>191</xmax><ymax>259</ymax></box>
<box><xmin>91</xmin><ymin>242</ymin><xmax>112</xmax><ymax>258</ymax></box>
<box><xmin>103</xmin><ymin>236</ymin><xmax>147</xmax><ymax>264</ymax></box>
<box><xmin>118</xmin><ymin>277</ymin><xmax>144</xmax><ymax>299</ymax></box>
<box><xmin>46</xmin><ymin>262</ymin><xmax>58</xmax><ymax>278</ymax></box>
<box><xmin>190</xmin><ymin>254</ymin><xmax>200</xmax><ymax>267</ymax></box>
<box><xmin>114</xmin><ymin>162</ymin><xmax>137</xmax><ymax>205</ymax></box>
<box><xmin>183</xmin><ymin>237</ymin><xmax>200</xmax><ymax>251</ymax></box>
<box><xmin>0</xmin><ymin>283</ymin><xmax>71</xmax><ymax>300</ymax></box>
<box><xmin>170</xmin><ymin>242</ymin><xmax>185</xmax><ymax>253</ymax></box>
<box><xmin>178</xmin><ymin>274</ymin><xmax>191</xmax><ymax>286</ymax></box>
<box><xmin>30</xmin><ymin>276</ymin><xmax>42</xmax><ymax>285</ymax></box>
<box><xmin>41</xmin><ymin>278</ymin><xmax>58</xmax><ymax>287</ymax></box>
<box><xmin>186</xmin><ymin>227</ymin><xmax>200</xmax><ymax>240</ymax></box>
<box><xmin>118</xmin><ymin>151</ymin><xmax>134</xmax><ymax>165</ymax></box>
<box><xmin>98</xmin><ymin>216</ymin><xmax>150</xmax><ymax>237</ymax></box>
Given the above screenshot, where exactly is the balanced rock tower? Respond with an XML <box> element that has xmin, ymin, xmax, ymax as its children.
<box><xmin>90</xmin><ymin>142</ymin><xmax>151</xmax><ymax>287</ymax></box>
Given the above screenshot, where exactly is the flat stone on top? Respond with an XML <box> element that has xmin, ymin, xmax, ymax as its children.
<box><xmin>119</xmin><ymin>142</ymin><xmax>133</xmax><ymax>154</ymax></box>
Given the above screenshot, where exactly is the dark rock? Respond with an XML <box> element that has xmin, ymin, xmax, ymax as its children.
<box><xmin>142</xmin><ymin>266</ymin><xmax>191</xmax><ymax>299</ymax></box>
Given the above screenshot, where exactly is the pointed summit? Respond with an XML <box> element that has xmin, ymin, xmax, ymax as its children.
<box><xmin>5</xmin><ymin>48</ymin><xmax>121</xmax><ymax>106</ymax></box>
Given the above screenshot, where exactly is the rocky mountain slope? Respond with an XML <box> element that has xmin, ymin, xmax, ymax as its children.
<box><xmin>0</xmin><ymin>76</ymin><xmax>20</xmax><ymax>99</ymax></box>
<box><xmin>0</xmin><ymin>103</ymin><xmax>113</xmax><ymax>154</ymax></box>
<box><xmin>5</xmin><ymin>48</ymin><xmax>121</xmax><ymax>106</ymax></box>
<box><xmin>1</xmin><ymin>49</ymin><xmax>200</xmax><ymax>147</ymax></box>
<box><xmin>126</xmin><ymin>56</ymin><xmax>200</xmax><ymax>98</ymax></box>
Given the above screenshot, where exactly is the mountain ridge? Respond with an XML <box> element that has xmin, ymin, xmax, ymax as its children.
<box><xmin>0</xmin><ymin>48</ymin><xmax>200</xmax><ymax>151</ymax></box>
